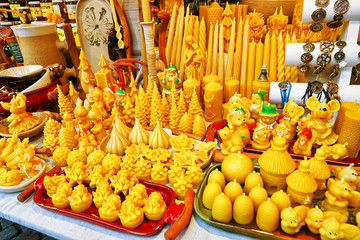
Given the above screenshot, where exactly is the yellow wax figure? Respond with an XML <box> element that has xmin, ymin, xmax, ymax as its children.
<box><xmin>204</xmin><ymin>81</ymin><xmax>223</xmax><ymax>122</ymax></box>
<box><xmin>226</xmin><ymin>107</ymin><xmax>252</xmax><ymax>146</ymax></box>
<box><xmin>279</xmin><ymin>99</ymin><xmax>305</xmax><ymax>140</ymax></box>
<box><xmin>161</xmin><ymin>64</ymin><xmax>182</xmax><ymax>96</ymax></box>
<box><xmin>257</xmin><ymin>103</ymin><xmax>279</xmax><ymax>137</ymax></box>
<box><xmin>249</xmin><ymin>90</ymin><xmax>266</xmax><ymax>122</ymax></box>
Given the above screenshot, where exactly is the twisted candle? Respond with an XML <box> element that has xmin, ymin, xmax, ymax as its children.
<box><xmin>225</xmin><ymin>18</ymin><xmax>236</xmax><ymax>82</ymax></box>
<box><xmin>175</xmin><ymin>5</ymin><xmax>185</xmax><ymax>68</ymax></box>
<box><xmin>232</xmin><ymin>17</ymin><xmax>243</xmax><ymax>80</ymax></box>
<box><xmin>165</xmin><ymin>3</ymin><xmax>178</xmax><ymax>64</ymax></box>
<box><xmin>284</xmin><ymin>32</ymin><xmax>291</xmax><ymax>81</ymax></box>
<box><xmin>199</xmin><ymin>17</ymin><xmax>206</xmax><ymax>80</ymax></box>
<box><xmin>205</xmin><ymin>23</ymin><xmax>214</xmax><ymax>76</ymax></box>
<box><xmin>290</xmin><ymin>32</ymin><xmax>298</xmax><ymax>82</ymax></box>
<box><xmin>277</xmin><ymin>33</ymin><xmax>285</xmax><ymax>83</ymax></box>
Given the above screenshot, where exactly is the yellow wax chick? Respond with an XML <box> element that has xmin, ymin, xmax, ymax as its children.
<box><xmin>126</xmin><ymin>183</ymin><xmax>148</xmax><ymax>208</ymax></box>
<box><xmin>53</xmin><ymin>147</ymin><xmax>71</xmax><ymax>167</ymax></box>
<box><xmin>174</xmin><ymin>175</ymin><xmax>193</xmax><ymax>200</ymax></box>
<box><xmin>92</xmin><ymin>181</ymin><xmax>114</xmax><ymax>209</ymax></box>
<box><xmin>185</xmin><ymin>163</ymin><xmax>204</xmax><ymax>189</ymax></box>
<box><xmin>151</xmin><ymin>162</ymin><xmax>168</xmax><ymax>185</ymax></box>
<box><xmin>280</xmin><ymin>206</ymin><xmax>309</xmax><ymax>234</ymax></box>
<box><xmin>135</xmin><ymin>157</ymin><xmax>151</xmax><ymax>181</ymax></box>
<box><xmin>224</xmin><ymin>179</ymin><xmax>243</xmax><ymax>203</ymax></box>
<box><xmin>43</xmin><ymin>174</ymin><xmax>67</xmax><ymax>197</ymax></box>
<box><xmin>110</xmin><ymin>170</ymin><xmax>139</xmax><ymax>196</ymax></box>
<box><xmin>207</xmin><ymin>168</ymin><xmax>225</xmax><ymax>190</ymax></box>
<box><xmin>143</xmin><ymin>192</ymin><xmax>167</xmax><ymax>221</ymax></box>
<box><xmin>69</xmin><ymin>184</ymin><xmax>93</xmax><ymax>213</ymax></box>
<box><xmin>87</xmin><ymin>150</ymin><xmax>107</xmax><ymax>169</ymax></box>
<box><xmin>168</xmin><ymin>163</ymin><xmax>185</xmax><ymax>187</ymax></box>
<box><xmin>212</xmin><ymin>193</ymin><xmax>233</xmax><ymax>223</ymax></box>
<box><xmin>88</xmin><ymin>165</ymin><xmax>108</xmax><ymax>188</ymax></box>
<box><xmin>244</xmin><ymin>171</ymin><xmax>264</xmax><ymax>195</ymax></box>
<box><xmin>51</xmin><ymin>182</ymin><xmax>73</xmax><ymax>209</ymax></box>
<box><xmin>64</xmin><ymin>162</ymin><xmax>90</xmax><ymax>186</ymax></box>
<box><xmin>169</xmin><ymin>134</ymin><xmax>195</xmax><ymax>152</ymax></box>
<box><xmin>249</xmin><ymin>184</ymin><xmax>268</xmax><ymax>212</ymax></box>
<box><xmin>128</xmin><ymin>118</ymin><xmax>150</xmax><ymax>145</ymax></box>
<box><xmin>0</xmin><ymin>169</ymin><xmax>22</xmax><ymax>186</ymax></box>
<box><xmin>202</xmin><ymin>182</ymin><xmax>222</xmax><ymax>209</ymax></box>
<box><xmin>270</xmin><ymin>189</ymin><xmax>291</xmax><ymax>214</ymax></box>
<box><xmin>256</xmin><ymin>198</ymin><xmax>279</xmax><ymax>232</ymax></box>
<box><xmin>102</xmin><ymin>154</ymin><xmax>122</xmax><ymax>176</ymax></box>
<box><xmin>119</xmin><ymin>199</ymin><xmax>144</xmax><ymax>229</ymax></box>
<box><xmin>99</xmin><ymin>194</ymin><xmax>122</xmax><ymax>222</ymax></box>
<box><xmin>233</xmin><ymin>193</ymin><xmax>254</xmax><ymax>225</ymax></box>
<box><xmin>67</xmin><ymin>150</ymin><xmax>87</xmax><ymax>168</ymax></box>
<box><xmin>148</xmin><ymin>121</ymin><xmax>170</xmax><ymax>149</ymax></box>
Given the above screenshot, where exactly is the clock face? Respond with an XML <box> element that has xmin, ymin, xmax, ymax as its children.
<box><xmin>327</xmin><ymin>83</ymin><xmax>339</xmax><ymax>94</ymax></box>
<box><xmin>311</xmin><ymin>82</ymin><xmax>323</xmax><ymax>94</ymax></box>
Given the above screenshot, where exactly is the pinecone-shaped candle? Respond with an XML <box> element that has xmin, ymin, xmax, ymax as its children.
<box><xmin>129</xmin><ymin>72</ymin><xmax>138</xmax><ymax>104</ymax></box>
<box><xmin>169</xmin><ymin>94</ymin><xmax>180</xmax><ymax>130</ymax></box>
<box><xmin>178</xmin><ymin>90</ymin><xmax>187</xmax><ymax>117</ymax></box>
<box><xmin>188</xmin><ymin>88</ymin><xmax>202</xmax><ymax>120</ymax></box>
<box><xmin>59</xmin><ymin>127</ymin><xmax>77</xmax><ymax>150</ymax></box>
<box><xmin>169</xmin><ymin>80</ymin><xmax>179</xmax><ymax>105</ymax></box>
<box><xmin>68</xmin><ymin>81</ymin><xmax>79</xmax><ymax>107</ymax></box>
<box><xmin>149</xmin><ymin>84</ymin><xmax>162</xmax><ymax>127</ymax></box>
<box><xmin>258</xmin><ymin>136</ymin><xmax>295</xmax><ymax>195</ymax></box>
<box><xmin>178</xmin><ymin>112</ymin><xmax>193</xmax><ymax>133</ymax></box>
<box><xmin>145</xmin><ymin>79</ymin><xmax>154</xmax><ymax>107</ymax></box>
<box><xmin>122</xmin><ymin>95</ymin><xmax>135</xmax><ymax>126</ymax></box>
<box><xmin>134</xmin><ymin>86</ymin><xmax>148</xmax><ymax>126</ymax></box>
<box><xmin>192</xmin><ymin>114</ymin><xmax>206</xmax><ymax>139</ymax></box>
<box><xmin>43</xmin><ymin>118</ymin><xmax>61</xmax><ymax>152</ymax></box>
<box><xmin>160</xmin><ymin>91</ymin><xmax>170</xmax><ymax>128</ymax></box>
<box><xmin>58</xmin><ymin>85</ymin><xmax>74</xmax><ymax>118</ymax></box>
<box><xmin>286</xmin><ymin>157</ymin><xmax>317</xmax><ymax>206</ymax></box>
<box><xmin>222</xmin><ymin>2</ymin><xmax>233</xmax><ymax>52</ymax></box>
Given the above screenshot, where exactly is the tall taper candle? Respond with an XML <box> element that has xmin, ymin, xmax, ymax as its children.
<box><xmin>212</xmin><ymin>22</ymin><xmax>219</xmax><ymax>75</ymax></box>
<box><xmin>240</xmin><ymin>18</ymin><xmax>249</xmax><ymax>96</ymax></box>
<box><xmin>290</xmin><ymin>32</ymin><xmax>298</xmax><ymax>82</ymax></box>
<box><xmin>269</xmin><ymin>31</ymin><xmax>277</xmax><ymax>82</ymax></box>
<box><xmin>225</xmin><ymin>18</ymin><xmax>236</xmax><ymax>82</ymax></box>
<box><xmin>246</xmin><ymin>40</ymin><xmax>256</xmax><ymax>98</ymax></box>
<box><xmin>277</xmin><ymin>33</ymin><xmax>285</xmax><ymax>83</ymax></box>
<box><xmin>179</xmin><ymin>5</ymin><xmax>190</xmax><ymax>81</ymax></box>
<box><xmin>232</xmin><ymin>17</ymin><xmax>243</xmax><ymax>81</ymax></box>
<box><xmin>218</xmin><ymin>22</ymin><xmax>225</xmax><ymax>83</ymax></box>
<box><xmin>175</xmin><ymin>5</ymin><xmax>185</xmax><ymax>68</ymax></box>
<box><xmin>254</xmin><ymin>40</ymin><xmax>264</xmax><ymax>80</ymax></box>
<box><xmin>205</xmin><ymin>23</ymin><xmax>214</xmax><ymax>76</ymax></box>
<box><xmin>284</xmin><ymin>32</ymin><xmax>291</xmax><ymax>81</ymax></box>
<box><xmin>262</xmin><ymin>32</ymin><xmax>270</xmax><ymax>70</ymax></box>
<box><xmin>166</xmin><ymin>3</ymin><xmax>178</xmax><ymax>64</ymax></box>
<box><xmin>170</xmin><ymin>6</ymin><xmax>182</xmax><ymax>65</ymax></box>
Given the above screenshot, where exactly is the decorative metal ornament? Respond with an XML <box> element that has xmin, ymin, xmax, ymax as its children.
<box><xmin>311</xmin><ymin>81</ymin><xmax>324</xmax><ymax>94</ymax></box>
<box><xmin>333</xmin><ymin>13</ymin><xmax>344</xmax><ymax>21</ymax></box>
<box><xmin>312</xmin><ymin>8</ymin><xmax>327</xmax><ymax>21</ymax></box>
<box><xmin>303</xmin><ymin>42</ymin><xmax>315</xmax><ymax>52</ymax></box>
<box><xmin>327</xmin><ymin>20</ymin><xmax>343</xmax><ymax>28</ymax></box>
<box><xmin>327</xmin><ymin>82</ymin><xmax>339</xmax><ymax>94</ymax></box>
<box><xmin>334</xmin><ymin>51</ymin><xmax>345</xmax><ymax>61</ymax></box>
<box><xmin>298</xmin><ymin>65</ymin><xmax>310</xmax><ymax>73</ymax></box>
<box><xmin>358</xmin><ymin>52</ymin><xmax>360</xmax><ymax>59</ymax></box>
<box><xmin>315</xmin><ymin>0</ymin><xmax>330</xmax><ymax>8</ymax></box>
<box><xmin>334</xmin><ymin>0</ymin><xmax>350</xmax><ymax>14</ymax></box>
<box><xmin>313</xmin><ymin>65</ymin><xmax>325</xmax><ymax>75</ymax></box>
<box><xmin>335</xmin><ymin>40</ymin><xmax>347</xmax><ymax>49</ymax></box>
<box><xmin>301</xmin><ymin>52</ymin><xmax>313</xmax><ymax>64</ymax></box>
<box><xmin>330</xmin><ymin>65</ymin><xmax>340</xmax><ymax>79</ymax></box>
<box><xmin>310</xmin><ymin>22</ymin><xmax>323</xmax><ymax>32</ymax></box>
<box><xmin>355</xmin><ymin>63</ymin><xmax>360</xmax><ymax>81</ymax></box>
<box><xmin>317</xmin><ymin>53</ymin><xmax>331</xmax><ymax>65</ymax></box>
<box><xmin>278</xmin><ymin>80</ymin><xmax>290</xmax><ymax>90</ymax></box>
<box><xmin>320</xmin><ymin>41</ymin><xmax>335</xmax><ymax>53</ymax></box>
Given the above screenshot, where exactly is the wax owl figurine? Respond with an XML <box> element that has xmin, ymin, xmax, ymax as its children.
<box><xmin>0</xmin><ymin>93</ymin><xmax>40</xmax><ymax>134</ymax></box>
<box><xmin>249</xmin><ymin>91</ymin><xmax>266</xmax><ymax>122</ymax></box>
<box><xmin>161</xmin><ymin>64</ymin><xmax>181</xmax><ymax>95</ymax></box>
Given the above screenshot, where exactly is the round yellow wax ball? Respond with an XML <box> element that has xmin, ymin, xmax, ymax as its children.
<box><xmin>224</xmin><ymin>179</ymin><xmax>243</xmax><ymax>203</ymax></box>
<box><xmin>221</xmin><ymin>153</ymin><xmax>254</xmax><ymax>184</ymax></box>
<box><xmin>212</xmin><ymin>193</ymin><xmax>232</xmax><ymax>223</ymax></box>
<box><xmin>270</xmin><ymin>189</ymin><xmax>291</xmax><ymax>214</ymax></box>
<box><xmin>53</xmin><ymin>147</ymin><xmax>71</xmax><ymax>167</ymax></box>
<box><xmin>208</xmin><ymin>168</ymin><xmax>226</xmax><ymax>190</ymax></box>
<box><xmin>256</xmin><ymin>199</ymin><xmax>279</xmax><ymax>232</ymax></box>
<box><xmin>202</xmin><ymin>182</ymin><xmax>222</xmax><ymax>209</ymax></box>
<box><xmin>67</xmin><ymin>150</ymin><xmax>87</xmax><ymax>168</ymax></box>
<box><xmin>233</xmin><ymin>193</ymin><xmax>254</xmax><ymax>225</ymax></box>
<box><xmin>244</xmin><ymin>171</ymin><xmax>264</xmax><ymax>195</ymax></box>
<box><xmin>249</xmin><ymin>184</ymin><xmax>268</xmax><ymax>212</ymax></box>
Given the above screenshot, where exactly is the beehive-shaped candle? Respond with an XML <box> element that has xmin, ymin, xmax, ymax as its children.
<box><xmin>308</xmin><ymin>147</ymin><xmax>331</xmax><ymax>199</ymax></box>
<box><xmin>105</xmin><ymin>117</ymin><xmax>130</xmax><ymax>156</ymax></box>
<box><xmin>233</xmin><ymin>193</ymin><xmax>254</xmax><ymax>225</ymax></box>
<box><xmin>202</xmin><ymin>182</ymin><xmax>222</xmax><ymax>209</ymax></box>
<box><xmin>148</xmin><ymin>121</ymin><xmax>170</xmax><ymax>149</ymax></box>
<box><xmin>128</xmin><ymin>118</ymin><xmax>150</xmax><ymax>145</ymax></box>
<box><xmin>286</xmin><ymin>158</ymin><xmax>317</xmax><ymax>206</ymax></box>
<box><xmin>211</xmin><ymin>193</ymin><xmax>233</xmax><ymax>223</ymax></box>
<box><xmin>258</xmin><ymin>136</ymin><xmax>295</xmax><ymax>195</ymax></box>
<box><xmin>208</xmin><ymin>168</ymin><xmax>226</xmax><ymax>190</ymax></box>
<box><xmin>249</xmin><ymin>184</ymin><xmax>268</xmax><ymax>212</ymax></box>
<box><xmin>256</xmin><ymin>198</ymin><xmax>279</xmax><ymax>232</ymax></box>
<box><xmin>334</xmin><ymin>101</ymin><xmax>360</xmax><ymax>134</ymax></box>
<box><xmin>337</xmin><ymin>111</ymin><xmax>360</xmax><ymax>158</ymax></box>
<box><xmin>244</xmin><ymin>171</ymin><xmax>264</xmax><ymax>195</ymax></box>
<box><xmin>224</xmin><ymin>179</ymin><xmax>243</xmax><ymax>203</ymax></box>
<box><xmin>270</xmin><ymin>189</ymin><xmax>291</xmax><ymax>214</ymax></box>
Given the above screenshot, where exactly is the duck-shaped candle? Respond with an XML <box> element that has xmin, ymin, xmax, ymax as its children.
<box><xmin>258</xmin><ymin>136</ymin><xmax>295</xmax><ymax>195</ymax></box>
<box><xmin>143</xmin><ymin>192</ymin><xmax>167</xmax><ymax>221</ymax></box>
<box><xmin>99</xmin><ymin>194</ymin><xmax>122</xmax><ymax>222</ymax></box>
<box><xmin>92</xmin><ymin>181</ymin><xmax>114</xmax><ymax>209</ymax></box>
<box><xmin>128</xmin><ymin>118</ymin><xmax>150</xmax><ymax>145</ymax></box>
<box><xmin>233</xmin><ymin>193</ymin><xmax>254</xmax><ymax>225</ymax></box>
<box><xmin>119</xmin><ymin>199</ymin><xmax>144</xmax><ymax>229</ymax></box>
<box><xmin>148</xmin><ymin>121</ymin><xmax>170</xmax><ymax>149</ymax></box>
<box><xmin>69</xmin><ymin>184</ymin><xmax>93</xmax><ymax>213</ymax></box>
<box><xmin>286</xmin><ymin>157</ymin><xmax>317</xmax><ymax>206</ymax></box>
<box><xmin>51</xmin><ymin>182</ymin><xmax>73</xmax><ymax>209</ymax></box>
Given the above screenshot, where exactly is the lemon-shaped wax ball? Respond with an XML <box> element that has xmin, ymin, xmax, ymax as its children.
<box><xmin>208</xmin><ymin>168</ymin><xmax>225</xmax><ymax>190</ymax></box>
<box><xmin>244</xmin><ymin>171</ymin><xmax>264</xmax><ymax>195</ymax></box>
<box><xmin>202</xmin><ymin>182</ymin><xmax>222</xmax><ymax>209</ymax></box>
<box><xmin>270</xmin><ymin>189</ymin><xmax>291</xmax><ymax>214</ymax></box>
<box><xmin>249</xmin><ymin>184</ymin><xmax>268</xmax><ymax>212</ymax></box>
<box><xmin>256</xmin><ymin>198</ymin><xmax>279</xmax><ymax>232</ymax></box>
<box><xmin>224</xmin><ymin>179</ymin><xmax>243</xmax><ymax>203</ymax></box>
<box><xmin>233</xmin><ymin>193</ymin><xmax>254</xmax><ymax>225</ymax></box>
<box><xmin>53</xmin><ymin>147</ymin><xmax>71</xmax><ymax>167</ymax></box>
<box><xmin>212</xmin><ymin>193</ymin><xmax>232</xmax><ymax>223</ymax></box>
<box><xmin>221</xmin><ymin>153</ymin><xmax>254</xmax><ymax>184</ymax></box>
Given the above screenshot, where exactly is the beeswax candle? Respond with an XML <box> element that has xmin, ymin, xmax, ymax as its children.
<box><xmin>204</xmin><ymin>81</ymin><xmax>223</xmax><ymax>122</ymax></box>
<box><xmin>284</xmin><ymin>32</ymin><xmax>291</xmax><ymax>81</ymax></box>
<box><xmin>254</xmin><ymin>40</ymin><xmax>264</xmax><ymax>81</ymax></box>
<box><xmin>165</xmin><ymin>3</ymin><xmax>177</xmax><ymax>64</ymax></box>
<box><xmin>206</xmin><ymin>23</ymin><xmax>214</xmax><ymax>76</ymax></box>
<box><xmin>269</xmin><ymin>32</ymin><xmax>277</xmax><ymax>82</ymax></box>
<box><xmin>218</xmin><ymin>22</ymin><xmax>225</xmax><ymax>83</ymax></box>
<box><xmin>141</xmin><ymin>0</ymin><xmax>151</xmax><ymax>22</ymax></box>
<box><xmin>236</xmin><ymin>5</ymin><xmax>243</xmax><ymax>27</ymax></box>
<box><xmin>334</xmin><ymin>101</ymin><xmax>360</xmax><ymax>134</ymax></box>
<box><xmin>240</xmin><ymin>19</ymin><xmax>249</xmax><ymax>96</ymax></box>
<box><xmin>337</xmin><ymin>111</ymin><xmax>360</xmax><ymax>158</ymax></box>
<box><xmin>277</xmin><ymin>33</ymin><xmax>285</xmax><ymax>83</ymax></box>
<box><xmin>233</xmin><ymin>17</ymin><xmax>243</xmax><ymax>81</ymax></box>
<box><xmin>212</xmin><ymin>22</ymin><xmax>219</xmax><ymax>75</ymax></box>
<box><xmin>246</xmin><ymin>41</ymin><xmax>256</xmax><ymax>98</ymax></box>
<box><xmin>262</xmin><ymin>32</ymin><xmax>270</xmax><ymax>70</ymax></box>
<box><xmin>179</xmin><ymin>5</ymin><xmax>190</xmax><ymax>81</ymax></box>
<box><xmin>170</xmin><ymin>6</ymin><xmax>181</xmax><ymax>65</ymax></box>
<box><xmin>224</xmin><ymin>18</ymin><xmax>236</xmax><ymax>82</ymax></box>
<box><xmin>175</xmin><ymin>5</ymin><xmax>185</xmax><ymax>68</ymax></box>
<box><xmin>225</xmin><ymin>78</ymin><xmax>240</xmax><ymax>102</ymax></box>
<box><xmin>183</xmin><ymin>76</ymin><xmax>201</xmax><ymax>103</ymax></box>
<box><xmin>290</xmin><ymin>32</ymin><xmax>298</xmax><ymax>82</ymax></box>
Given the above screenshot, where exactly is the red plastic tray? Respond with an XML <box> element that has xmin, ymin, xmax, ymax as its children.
<box><xmin>33</xmin><ymin>171</ymin><xmax>184</xmax><ymax>236</ymax></box>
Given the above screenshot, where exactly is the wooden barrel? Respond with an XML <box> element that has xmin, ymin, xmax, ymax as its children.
<box><xmin>240</xmin><ymin>0</ymin><xmax>296</xmax><ymax>23</ymax></box>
